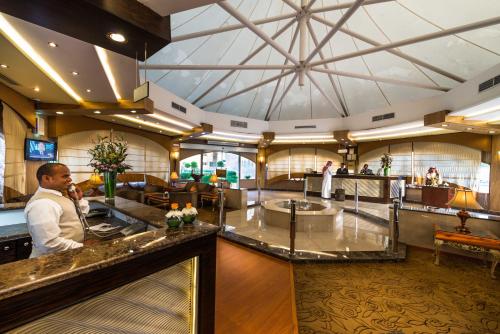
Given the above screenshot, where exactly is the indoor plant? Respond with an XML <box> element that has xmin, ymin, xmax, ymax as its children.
<box><xmin>88</xmin><ymin>132</ymin><xmax>131</xmax><ymax>202</ymax></box>
<box><xmin>166</xmin><ymin>203</ymin><xmax>183</xmax><ymax>228</ymax></box>
<box><xmin>181</xmin><ymin>202</ymin><xmax>198</xmax><ymax>224</ymax></box>
<box><xmin>380</xmin><ymin>153</ymin><xmax>393</xmax><ymax>176</ymax></box>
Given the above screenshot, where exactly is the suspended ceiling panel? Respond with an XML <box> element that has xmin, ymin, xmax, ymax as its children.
<box><xmin>143</xmin><ymin>0</ymin><xmax>500</xmax><ymax>121</ymax></box>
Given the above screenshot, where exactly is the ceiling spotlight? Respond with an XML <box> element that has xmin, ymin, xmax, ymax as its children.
<box><xmin>441</xmin><ymin>124</ymin><xmax>448</xmax><ymax>127</ymax></box>
<box><xmin>466</xmin><ymin>127</ymin><xmax>473</xmax><ymax>131</ymax></box>
<box><xmin>489</xmin><ymin>130</ymin><xmax>496</xmax><ymax>134</ymax></box>
<box><xmin>107</xmin><ymin>33</ymin><xmax>126</xmax><ymax>43</ymax></box>
<box><xmin>0</xmin><ymin>64</ymin><xmax>8</xmax><ymax>68</ymax></box>
<box><xmin>159</xmin><ymin>130</ymin><xmax>163</xmax><ymax>133</ymax></box>
<box><xmin>56</xmin><ymin>111</ymin><xmax>64</xmax><ymax>115</ymax></box>
<box><xmin>86</xmin><ymin>89</ymin><xmax>91</xmax><ymax>93</ymax></box>
<box><xmin>138</xmin><ymin>125</ymin><xmax>142</xmax><ymax>128</ymax></box>
<box><xmin>34</xmin><ymin>87</ymin><xmax>40</xmax><ymax>92</ymax></box>
<box><xmin>94</xmin><ymin>110</ymin><xmax>101</xmax><ymax>114</ymax></box>
<box><xmin>72</xmin><ymin>71</ymin><xmax>79</xmax><ymax>76</ymax></box>
<box><xmin>130</xmin><ymin>110</ymin><xmax>136</xmax><ymax>113</ymax></box>
<box><xmin>48</xmin><ymin>42</ymin><xmax>58</xmax><ymax>48</ymax></box>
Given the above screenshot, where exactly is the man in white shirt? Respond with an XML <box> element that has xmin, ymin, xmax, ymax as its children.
<box><xmin>25</xmin><ymin>163</ymin><xmax>89</xmax><ymax>258</ymax></box>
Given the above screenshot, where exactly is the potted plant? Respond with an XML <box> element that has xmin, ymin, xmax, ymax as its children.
<box><xmin>181</xmin><ymin>202</ymin><xmax>198</xmax><ymax>224</ymax></box>
<box><xmin>88</xmin><ymin>132</ymin><xmax>131</xmax><ymax>202</ymax></box>
<box><xmin>165</xmin><ymin>203</ymin><xmax>183</xmax><ymax>228</ymax></box>
<box><xmin>380</xmin><ymin>153</ymin><xmax>393</xmax><ymax>176</ymax></box>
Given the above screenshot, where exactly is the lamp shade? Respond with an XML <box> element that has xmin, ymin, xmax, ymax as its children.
<box><xmin>89</xmin><ymin>173</ymin><xmax>102</xmax><ymax>185</ymax></box>
<box><xmin>447</xmin><ymin>188</ymin><xmax>483</xmax><ymax>210</ymax></box>
<box><xmin>209</xmin><ymin>174</ymin><xmax>218</xmax><ymax>184</ymax></box>
<box><xmin>170</xmin><ymin>171</ymin><xmax>179</xmax><ymax>180</ymax></box>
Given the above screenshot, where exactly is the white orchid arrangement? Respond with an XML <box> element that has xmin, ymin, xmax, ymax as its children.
<box><xmin>182</xmin><ymin>206</ymin><xmax>198</xmax><ymax>216</ymax></box>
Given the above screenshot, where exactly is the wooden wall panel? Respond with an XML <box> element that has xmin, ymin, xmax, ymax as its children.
<box><xmin>490</xmin><ymin>135</ymin><xmax>500</xmax><ymax>212</ymax></box>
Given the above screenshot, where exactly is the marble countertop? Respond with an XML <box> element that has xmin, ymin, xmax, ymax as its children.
<box><xmin>393</xmin><ymin>204</ymin><xmax>500</xmax><ymax>222</ymax></box>
<box><xmin>0</xmin><ymin>197</ymin><xmax>219</xmax><ymax>301</ymax></box>
<box><xmin>0</xmin><ymin>224</ymin><xmax>29</xmax><ymax>242</ymax></box>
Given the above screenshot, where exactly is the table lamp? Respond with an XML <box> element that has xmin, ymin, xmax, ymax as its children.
<box><xmin>88</xmin><ymin>173</ymin><xmax>103</xmax><ymax>197</ymax></box>
<box><xmin>209</xmin><ymin>174</ymin><xmax>218</xmax><ymax>187</ymax></box>
<box><xmin>170</xmin><ymin>171</ymin><xmax>179</xmax><ymax>186</ymax></box>
<box><xmin>446</xmin><ymin>187</ymin><xmax>483</xmax><ymax>234</ymax></box>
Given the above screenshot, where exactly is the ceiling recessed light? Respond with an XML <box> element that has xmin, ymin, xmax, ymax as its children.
<box><xmin>34</xmin><ymin>87</ymin><xmax>40</xmax><ymax>92</ymax></box>
<box><xmin>159</xmin><ymin>130</ymin><xmax>163</xmax><ymax>133</ymax></box>
<box><xmin>489</xmin><ymin>130</ymin><xmax>496</xmax><ymax>134</ymax></box>
<box><xmin>466</xmin><ymin>127</ymin><xmax>473</xmax><ymax>131</ymax></box>
<box><xmin>72</xmin><ymin>71</ymin><xmax>79</xmax><ymax>76</ymax></box>
<box><xmin>138</xmin><ymin>125</ymin><xmax>142</xmax><ymax>128</ymax></box>
<box><xmin>441</xmin><ymin>124</ymin><xmax>448</xmax><ymax>127</ymax></box>
<box><xmin>94</xmin><ymin>110</ymin><xmax>101</xmax><ymax>114</ymax></box>
<box><xmin>56</xmin><ymin>111</ymin><xmax>64</xmax><ymax>115</ymax></box>
<box><xmin>48</xmin><ymin>42</ymin><xmax>57</xmax><ymax>48</ymax></box>
<box><xmin>86</xmin><ymin>89</ymin><xmax>91</xmax><ymax>93</ymax></box>
<box><xmin>107</xmin><ymin>33</ymin><xmax>126</xmax><ymax>43</ymax></box>
<box><xmin>0</xmin><ymin>64</ymin><xmax>7</xmax><ymax>68</ymax></box>
<box><xmin>130</xmin><ymin>110</ymin><xmax>136</xmax><ymax>113</ymax></box>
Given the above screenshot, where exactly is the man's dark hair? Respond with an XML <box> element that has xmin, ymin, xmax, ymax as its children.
<box><xmin>36</xmin><ymin>163</ymin><xmax>65</xmax><ymax>183</ymax></box>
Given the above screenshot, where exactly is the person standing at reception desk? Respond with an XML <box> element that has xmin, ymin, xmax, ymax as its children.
<box><xmin>25</xmin><ymin>163</ymin><xmax>89</xmax><ymax>258</ymax></box>
<box><xmin>321</xmin><ymin>161</ymin><xmax>334</xmax><ymax>199</ymax></box>
<box><xmin>336</xmin><ymin>163</ymin><xmax>349</xmax><ymax>175</ymax></box>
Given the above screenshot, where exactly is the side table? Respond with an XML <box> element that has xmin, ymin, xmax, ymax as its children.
<box><xmin>434</xmin><ymin>224</ymin><xmax>500</xmax><ymax>279</ymax></box>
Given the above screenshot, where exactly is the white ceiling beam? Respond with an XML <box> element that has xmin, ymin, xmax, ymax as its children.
<box><xmin>306</xmin><ymin>71</ymin><xmax>344</xmax><ymax>116</ymax></box>
<box><xmin>219</xmin><ymin>1</ymin><xmax>300</xmax><ymax>66</ymax></box>
<box><xmin>171</xmin><ymin>12</ymin><xmax>296</xmax><ymax>42</ymax></box>
<box><xmin>282</xmin><ymin>0</ymin><xmax>301</xmax><ymax>12</ymax></box>
<box><xmin>310</xmin><ymin>14</ymin><xmax>465</xmax><ymax>83</ymax></box>
<box><xmin>311</xmin><ymin>68</ymin><xmax>450</xmax><ymax>91</ymax></box>
<box><xmin>310</xmin><ymin>0</ymin><xmax>394</xmax><ymax>14</ymax></box>
<box><xmin>307</xmin><ymin>20</ymin><xmax>348</xmax><ymax>116</ymax></box>
<box><xmin>311</xmin><ymin>16</ymin><xmax>500</xmax><ymax>67</ymax></box>
<box><xmin>192</xmin><ymin>18</ymin><xmax>296</xmax><ymax>104</ymax></box>
<box><xmin>265</xmin><ymin>24</ymin><xmax>301</xmax><ymax>121</ymax></box>
<box><xmin>298</xmin><ymin>0</ymin><xmax>308</xmax><ymax>85</ymax></box>
<box><xmin>201</xmin><ymin>69</ymin><xmax>295</xmax><ymax>109</ymax></box>
<box><xmin>304</xmin><ymin>0</ymin><xmax>317</xmax><ymax>12</ymax></box>
<box><xmin>139</xmin><ymin>64</ymin><xmax>296</xmax><ymax>70</ymax></box>
<box><xmin>305</xmin><ymin>0</ymin><xmax>365</xmax><ymax>64</ymax></box>
<box><xmin>268</xmin><ymin>73</ymin><xmax>299</xmax><ymax>120</ymax></box>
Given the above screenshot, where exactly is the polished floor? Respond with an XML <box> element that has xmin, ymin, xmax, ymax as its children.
<box><xmin>226</xmin><ymin>191</ymin><xmax>390</xmax><ymax>252</ymax></box>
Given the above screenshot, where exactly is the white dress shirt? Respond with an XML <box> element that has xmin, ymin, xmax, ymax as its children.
<box><xmin>25</xmin><ymin>187</ymin><xmax>89</xmax><ymax>257</ymax></box>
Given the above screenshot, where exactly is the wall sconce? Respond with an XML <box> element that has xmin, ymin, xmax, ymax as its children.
<box><xmin>170</xmin><ymin>150</ymin><xmax>180</xmax><ymax>171</ymax></box>
<box><xmin>258</xmin><ymin>155</ymin><xmax>265</xmax><ymax>164</ymax></box>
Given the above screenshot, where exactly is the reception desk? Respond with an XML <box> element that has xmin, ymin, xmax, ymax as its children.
<box><xmin>305</xmin><ymin>174</ymin><xmax>405</xmax><ymax>203</ymax></box>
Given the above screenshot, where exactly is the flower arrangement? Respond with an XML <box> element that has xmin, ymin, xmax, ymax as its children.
<box><xmin>380</xmin><ymin>153</ymin><xmax>393</xmax><ymax>168</ymax></box>
<box><xmin>88</xmin><ymin>134</ymin><xmax>131</xmax><ymax>173</ymax></box>
<box><xmin>181</xmin><ymin>202</ymin><xmax>198</xmax><ymax>224</ymax></box>
<box><xmin>166</xmin><ymin>202</ymin><xmax>183</xmax><ymax>228</ymax></box>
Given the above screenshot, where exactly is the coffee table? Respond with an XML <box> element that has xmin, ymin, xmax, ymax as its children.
<box><xmin>145</xmin><ymin>193</ymin><xmax>170</xmax><ymax>209</ymax></box>
<box><xmin>434</xmin><ymin>224</ymin><xmax>500</xmax><ymax>278</ymax></box>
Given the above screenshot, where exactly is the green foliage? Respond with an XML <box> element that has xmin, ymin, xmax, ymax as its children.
<box><xmin>245</xmin><ymin>175</ymin><xmax>251</xmax><ymax>179</ymax></box>
<box><xmin>180</xmin><ymin>172</ymin><xmax>193</xmax><ymax>180</ymax></box>
<box><xmin>216</xmin><ymin>160</ymin><xmax>225</xmax><ymax>168</ymax></box>
<box><xmin>226</xmin><ymin>170</ymin><xmax>238</xmax><ymax>184</ymax></box>
<box><xmin>184</xmin><ymin>162</ymin><xmax>192</xmax><ymax>169</ymax></box>
<box><xmin>380</xmin><ymin>153</ymin><xmax>393</xmax><ymax>168</ymax></box>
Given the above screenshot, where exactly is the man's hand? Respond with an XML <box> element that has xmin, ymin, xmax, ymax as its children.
<box><xmin>68</xmin><ymin>185</ymin><xmax>84</xmax><ymax>201</ymax></box>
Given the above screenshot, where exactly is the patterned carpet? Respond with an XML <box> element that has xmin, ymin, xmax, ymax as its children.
<box><xmin>294</xmin><ymin>247</ymin><xmax>500</xmax><ymax>334</ymax></box>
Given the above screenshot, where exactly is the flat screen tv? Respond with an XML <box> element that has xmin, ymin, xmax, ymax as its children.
<box><xmin>25</xmin><ymin>138</ymin><xmax>57</xmax><ymax>161</ymax></box>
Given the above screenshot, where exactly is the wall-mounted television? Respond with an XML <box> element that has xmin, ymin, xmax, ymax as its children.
<box><xmin>25</xmin><ymin>138</ymin><xmax>57</xmax><ymax>161</ymax></box>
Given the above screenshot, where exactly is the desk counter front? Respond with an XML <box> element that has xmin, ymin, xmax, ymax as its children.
<box><xmin>305</xmin><ymin>173</ymin><xmax>405</xmax><ymax>203</ymax></box>
<box><xmin>0</xmin><ymin>197</ymin><xmax>219</xmax><ymax>334</ymax></box>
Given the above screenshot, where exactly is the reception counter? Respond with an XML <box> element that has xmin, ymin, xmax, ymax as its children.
<box><xmin>305</xmin><ymin>173</ymin><xmax>405</xmax><ymax>203</ymax></box>
<box><xmin>0</xmin><ymin>197</ymin><xmax>219</xmax><ymax>333</ymax></box>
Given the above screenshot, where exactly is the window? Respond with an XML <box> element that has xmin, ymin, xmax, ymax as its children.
<box><xmin>180</xmin><ymin>155</ymin><xmax>201</xmax><ymax>180</ymax></box>
<box><xmin>240</xmin><ymin>156</ymin><xmax>256</xmax><ymax>180</ymax></box>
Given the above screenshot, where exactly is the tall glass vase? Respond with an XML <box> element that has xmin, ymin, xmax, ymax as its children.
<box><xmin>104</xmin><ymin>170</ymin><xmax>117</xmax><ymax>202</ymax></box>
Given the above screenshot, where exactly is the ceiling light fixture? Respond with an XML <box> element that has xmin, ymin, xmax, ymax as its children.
<box><xmin>95</xmin><ymin>45</ymin><xmax>121</xmax><ymax>100</ymax></box>
<box><xmin>48</xmin><ymin>42</ymin><xmax>58</xmax><ymax>48</ymax></box>
<box><xmin>86</xmin><ymin>89</ymin><xmax>91</xmax><ymax>93</ymax></box>
<box><xmin>72</xmin><ymin>71</ymin><xmax>79</xmax><ymax>76</ymax></box>
<box><xmin>466</xmin><ymin>127</ymin><xmax>473</xmax><ymax>131</ymax></box>
<box><xmin>149</xmin><ymin>113</ymin><xmax>195</xmax><ymax>130</ymax></box>
<box><xmin>34</xmin><ymin>87</ymin><xmax>40</xmax><ymax>92</ymax></box>
<box><xmin>489</xmin><ymin>130</ymin><xmax>496</xmax><ymax>134</ymax></box>
<box><xmin>56</xmin><ymin>111</ymin><xmax>64</xmax><ymax>115</ymax></box>
<box><xmin>0</xmin><ymin>64</ymin><xmax>8</xmax><ymax>68</ymax></box>
<box><xmin>212</xmin><ymin>130</ymin><xmax>261</xmax><ymax>140</ymax></box>
<box><xmin>130</xmin><ymin>110</ymin><xmax>136</xmax><ymax>113</ymax></box>
<box><xmin>115</xmin><ymin>115</ymin><xmax>184</xmax><ymax>134</ymax></box>
<box><xmin>0</xmin><ymin>14</ymin><xmax>82</xmax><ymax>102</ymax></box>
<box><xmin>107</xmin><ymin>33</ymin><xmax>126</xmax><ymax>43</ymax></box>
<box><xmin>94</xmin><ymin>110</ymin><xmax>101</xmax><ymax>114</ymax></box>
<box><xmin>350</xmin><ymin>121</ymin><xmax>423</xmax><ymax>137</ymax></box>
<box><xmin>354</xmin><ymin>127</ymin><xmax>448</xmax><ymax>141</ymax></box>
<box><xmin>441</xmin><ymin>124</ymin><xmax>448</xmax><ymax>127</ymax></box>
